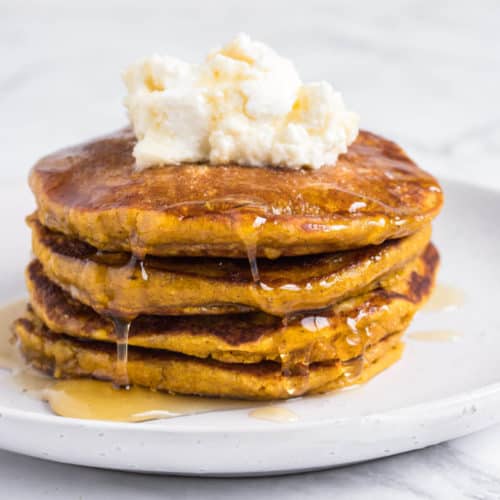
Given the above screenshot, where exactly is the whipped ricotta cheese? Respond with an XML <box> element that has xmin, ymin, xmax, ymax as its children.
<box><xmin>123</xmin><ymin>33</ymin><xmax>359</xmax><ymax>170</ymax></box>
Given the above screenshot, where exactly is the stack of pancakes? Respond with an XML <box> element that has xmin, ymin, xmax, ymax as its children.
<box><xmin>13</xmin><ymin>129</ymin><xmax>443</xmax><ymax>399</ymax></box>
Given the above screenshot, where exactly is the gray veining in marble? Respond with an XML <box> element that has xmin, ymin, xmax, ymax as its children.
<box><xmin>1</xmin><ymin>0</ymin><xmax>499</xmax><ymax>498</ymax></box>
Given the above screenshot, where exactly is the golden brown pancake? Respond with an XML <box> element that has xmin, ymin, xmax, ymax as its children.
<box><xmin>20</xmin><ymin>125</ymin><xmax>444</xmax><ymax>401</ymax></box>
<box><xmin>30</xmin><ymin>217</ymin><xmax>432</xmax><ymax>317</ymax></box>
<box><xmin>14</xmin><ymin>314</ymin><xmax>404</xmax><ymax>400</ymax></box>
<box><xmin>30</xmin><ymin>128</ymin><xmax>443</xmax><ymax>259</ymax></box>
<box><xmin>26</xmin><ymin>243</ymin><xmax>438</xmax><ymax>364</ymax></box>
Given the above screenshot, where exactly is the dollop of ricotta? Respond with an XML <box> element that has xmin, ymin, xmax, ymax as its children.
<box><xmin>123</xmin><ymin>33</ymin><xmax>359</xmax><ymax>170</ymax></box>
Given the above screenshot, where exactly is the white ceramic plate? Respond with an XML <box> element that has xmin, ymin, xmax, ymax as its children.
<box><xmin>0</xmin><ymin>179</ymin><xmax>499</xmax><ymax>477</ymax></box>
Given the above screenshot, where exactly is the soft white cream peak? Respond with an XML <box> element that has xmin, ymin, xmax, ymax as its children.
<box><xmin>123</xmin><ymin>33</ymin><xmax>359</xmax><ymax>170</ymax></box>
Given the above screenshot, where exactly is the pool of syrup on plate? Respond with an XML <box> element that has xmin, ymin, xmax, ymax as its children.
<box><xmin>408</xmin><ymin>283</ymin><xmax>464</xmax><ymax>341</ymax></box>
<box><xmin>0</xmin><ymin>300</ymin><xmax>301</xmax><ymax>423</ymax></box>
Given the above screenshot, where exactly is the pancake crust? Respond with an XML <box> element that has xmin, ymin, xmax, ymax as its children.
<box><xmin>30</xmin><ymin>218</ymin><xmax>432</xmax><ymax>317</ymax></box>
<box><xmin>30</xmin><ymin>128</ymin><xmax>443</xmax><ymax>258</ymax></box>
<box><xmin>14</xmin><ymin>315</ymin><xmax>404</xmax><ymax>400</ymax></box>
<box><xmin>26</xmin><ymin>243</ymin><xmax>438</xmax><ymax>363</ymax></box>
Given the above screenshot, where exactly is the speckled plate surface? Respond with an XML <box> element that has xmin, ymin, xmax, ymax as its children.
<box><xmin>0</xmin><ymin>179</ymin><xmax>499</xmax><ymax>477</ymax></box>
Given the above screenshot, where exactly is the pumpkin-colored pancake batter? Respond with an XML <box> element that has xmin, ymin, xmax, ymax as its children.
<box><xmin>26</xmin><ymin>243</ymin><xmax>438</xmax><ymax>364</ymax></box>
<box><xmin>14</xmin><ymin>314</ymin><xmax>404</xmax><ymax>400</ymax></box>
<box><xmin>30</xmin><ymin>217</ymin><xmax>432</xmax><ymax>317</ymax></box>
<box><xmin>30</xmin><ymin>129</ymin><xmax>442</xmax><ymax>259</ymax></box>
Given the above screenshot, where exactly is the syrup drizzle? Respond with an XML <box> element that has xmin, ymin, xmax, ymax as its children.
<box><xmin>234</xmin><ymin>215</ymin><xmax>318</xmax><ymax>396</ymax></box>
<box><xmin>408</xmin><ymin>330</ymin><xmax>462</xmax><ymax>342</ymax></box>
<box><xmin>111</xmin><ymin>318</ymin><xmax>132</xmax><ymax>389</ymax></box>
<box><xmin>423</xmin><ymin>284</ymin><xmax>465</xmax><ymax>312</ymax></box>
<box><xmin>338</xmin><ymin>309</ymin><xmax>369</xmax><ymax>383</ymax></box>
<box><xmin>0</xmin><ymin>301</ymin><xmax>55</xmax><ymax>398</ymax></box>
<box><xmin>10</xmin><ymin>368</ymin><xmax>53</xmax><ymax>398</ymax></box>
<box><xmin>248</xmin><ymin>406</ymin><xmax>298</xmax><ymax>423</ymax></box>
<box><xmin>35</xmin><ymin>129</ymin><xmax>441</xmax><ymax>233</ymax></box>
<box><xmin>108</xmin><ymin>253</ymin><xmax>153</xmax><ymax>389</ymax></box>
<box><xmin>279</xmin><ymin>342</ymin><xmax>314</xmax><ymax>396</ymax></box>
<box><xmin>140</xmin><ymin>261</ymin><xmax>149</xmax><ymax>281</ymax></box>
<box><xmin>0</xmin><ymin>301</ymin><xmax>27</xmax><ymax>371</ymax></box>
<box><xmin>235</xmin><ymin>214</ymin><xmax>376</xmax><ymax>396</ymax></box>
<box><xmin>340</xmin><ymin>356</ymin><xmax>365</xmax><ymax>381</ymax></box>
<box><xmin>0</xmin><ymin>333</ymin><xmax>19</xmax><ymax>371</ymax></box>
<box><xmin>247</xmin><ymin>245</ymin><xmax>261</xmax><ymax>284</ymax></box>
<box><xmin>234</xmin><ymin>214</ymin><xmax>267</xmax><ymax>284</ymax></box>
<box><xmin>43</xmin><ymin>379</ymin><xmax>253</xmax><ymax>422</ymax></box>
<box><xmin>127</xmin><ymin>255</ymin><xmax>138</xmax><ymax>279</ymax></box>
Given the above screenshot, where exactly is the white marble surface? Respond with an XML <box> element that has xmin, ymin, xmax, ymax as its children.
<box><xmin>2</xmin><ymin>427</ymin><xmax>500</xmax><ymax>499</ymax></box>
<box><xmin>1</xmin><ymin>0</ymin><xmax>500</xmax><ymax>498</ymax></box>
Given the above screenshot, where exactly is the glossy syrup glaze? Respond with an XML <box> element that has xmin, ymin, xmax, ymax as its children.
<box><xmin>44</xmin><ymin>379</ymin><xmax>253</xmax><ymax>422</ymax></box>
<box><xmin>248</xmin><ymin>406</ymin><xmax>299</xmax><ymax>423</ymax></box>
<box><xmin>31</xmin><ymin>130</ymin><xmax>440</xmax><ymax>217</ymax></box>
<box><xmin>422</xmin><ymin>284</ymin><xmax>465</xmax><ymax>312</ymax></box>
<box><xmin>409</xmin><ymin>284</ymin><xmax>465</xmax><ymax>343</ymax></box>
<box><xmin>0</xmin><ymin>301</ymin><xmax>28</xmax><ymax>370</ymax></box>
<box><xmin>111</xmin><ymin>318</ymin><xmax>131</xmax><ymax>389</ymax></box>
<box><xmin>0</xmin><ymin>301</ymin><xmax>55</xmax><ymax>398</ymax></box>
<box><xmin>408</xmin><ymin>330</ymin><xmax>462</xmax><ymax>342</ymax></box>
<box><xmin>30</xmin><ymin>129</ymin><xmax>443</xmax><ymax>259</ymax></box>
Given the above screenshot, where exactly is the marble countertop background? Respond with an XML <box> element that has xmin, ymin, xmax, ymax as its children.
<box><xmin>1</xmin><ymin>0</ymin><xmax>499</xmax><ymax>498</ymax></box>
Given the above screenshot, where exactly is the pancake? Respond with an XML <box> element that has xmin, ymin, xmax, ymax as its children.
<box><xmin>26</xmin><ymin>243</ymin><xmax>438</xmax><ymax>364</ymax></box>
<box><xmin>13</xmin><ymin>314</ymin><xmax>404</xmax><ymax>400</ymax></box>
<box><xmin>30</xmin><ymin>217</ymin><xmax>432</xmax><ymax>317</ymax></box>
<box><xmin>30</xmin><ymin>128</ymin><xmax>443</xmax><ymax>259</ymax></box>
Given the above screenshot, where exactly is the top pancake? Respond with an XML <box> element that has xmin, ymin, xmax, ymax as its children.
<box><xmin>30</xmin><ymin>128</ymin><xmax>443</xmax><ymax>258</ymax></box>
